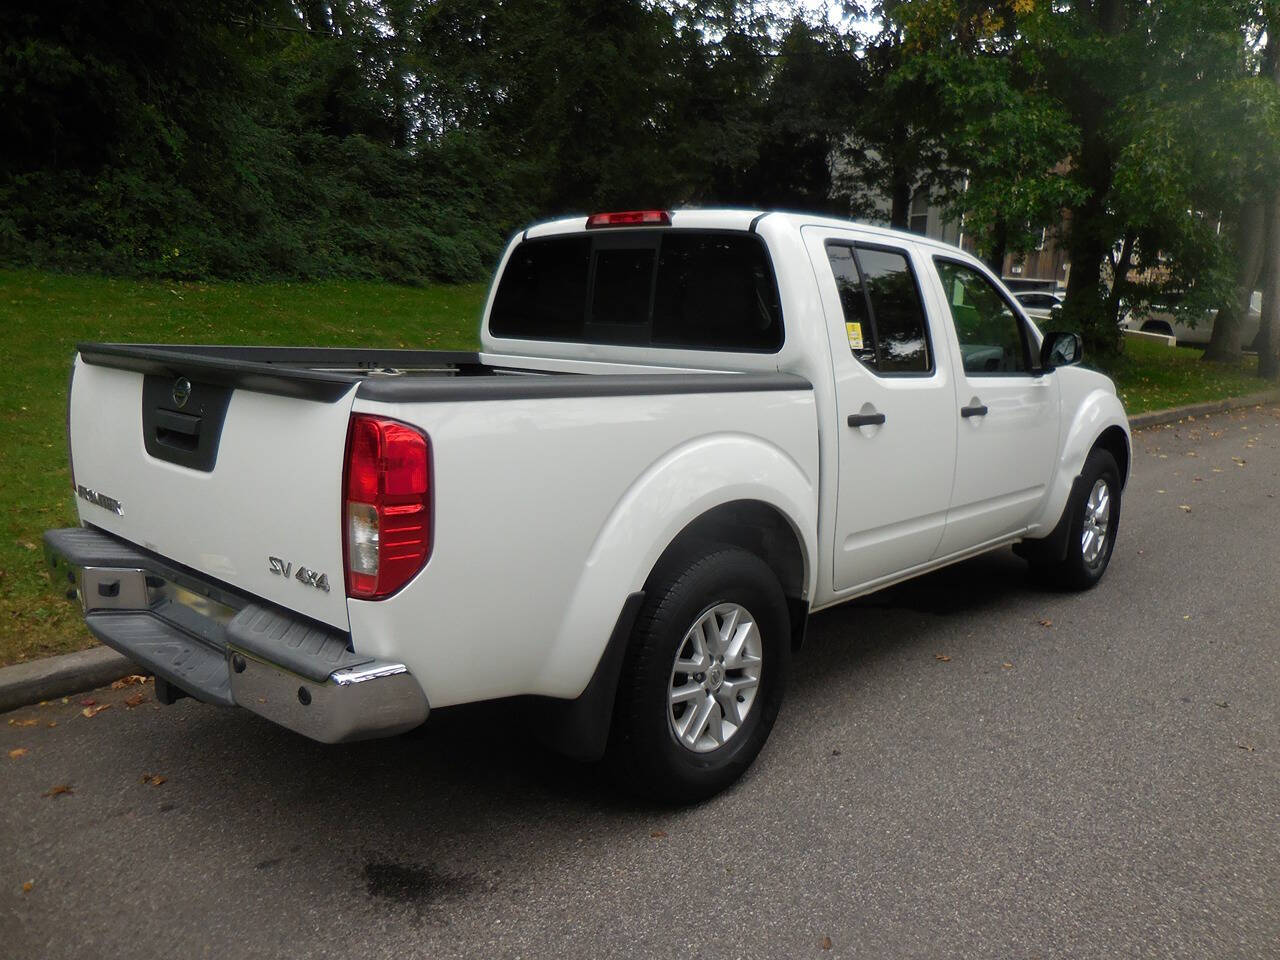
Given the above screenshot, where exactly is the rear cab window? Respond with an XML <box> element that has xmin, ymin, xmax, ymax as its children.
<box><xmin>489</xmin><ymin>230</ymin><xmax>783</xmax><ymax>352</ymax></box>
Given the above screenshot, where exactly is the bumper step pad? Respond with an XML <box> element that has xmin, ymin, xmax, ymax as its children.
<box><xmin>226</xmin><ymin>604</ymin><xmax>373</xmax><ymax>683</ymax></box>
<box><xmin>85</xmin><ymin>611</ymin><xmax>233</xmax><ymax>705</ymax></box>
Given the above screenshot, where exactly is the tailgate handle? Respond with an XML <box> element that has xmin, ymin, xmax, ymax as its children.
<box><xmin>154</xmin><ymin>408</ymin><xmax>202</xmax><ymax>450</ymax></box>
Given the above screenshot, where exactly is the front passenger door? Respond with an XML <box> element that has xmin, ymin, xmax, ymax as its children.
<box><xmin>930</xmin><ymin>257</ymin><xmax>1060</xmax><ymax>557</ymax></box>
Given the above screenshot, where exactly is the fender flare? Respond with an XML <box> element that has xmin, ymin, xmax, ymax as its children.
<box><xmin>532</xmin><ymin>433</ymin><xmax>817</xmax><ymax>759</ymax></box>
<box><xmin>1020</xmin><ymin>388</ymin><xmax>1130</xmax><ymax>560</ymax></box>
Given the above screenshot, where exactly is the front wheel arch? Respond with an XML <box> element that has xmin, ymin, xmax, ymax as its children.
<box><xmin>1016</xmin><ymin>431</ymin><xmax>1127</xmax><ymax>567</ymax></box>
<box><xmin>1017</xmin><ymin>445</ymin><xmax>1122</xmax><ymax>589</ymax></box>
<box><xmin>1093</xmin><ymin>424</ymin><xmax>1130</xmax><ymax>489</ymax></box>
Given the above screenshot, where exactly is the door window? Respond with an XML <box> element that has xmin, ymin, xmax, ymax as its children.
<box><xmin>934</xmin><ymin>258</ymin><xmax>1031</xmax><ymax>374</ymax></box>
<box><xmin>825</xmin><ymin>243</ymin><xmax>932</xmax><ymax>374</ymax></box>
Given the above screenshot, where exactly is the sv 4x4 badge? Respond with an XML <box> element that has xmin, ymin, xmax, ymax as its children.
<box><xmin>268</xmin><ymin>556</ymin><xmax>331</xmax><ymax>593</ymax></box>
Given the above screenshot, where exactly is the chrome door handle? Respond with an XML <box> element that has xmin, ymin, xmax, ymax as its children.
<box><xmin>848</xmin><ymin>412</ymin><xmax>887</xmax><ymax>427</ymax></box>
<box><xmin>960</xmin><ymin>404</ymin><xmax>988</xmax><ymax>418</ymax></box>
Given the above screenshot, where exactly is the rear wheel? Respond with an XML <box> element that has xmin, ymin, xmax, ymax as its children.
<box><xmin>608</xmin><ymin>545</ymin><xmax>789</xmax><ymax>803</ymax></box>
<box><xmin>1031</xmin><ymin>447</ymin><xmax>1121</xmax><ymax>590</ymax></box>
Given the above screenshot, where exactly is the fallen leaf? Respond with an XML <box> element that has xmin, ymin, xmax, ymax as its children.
<box><xmin>1156</xmin><ymin>489</ymin><xmax>1166</xmax><ymax>494</ymax></box>
<box><xmin>46</xmin><ymin>721</ymin><xmax>56</xmax><ymax>728</ymax></box>
<box><xmin>8</xmin><ymin>748</ymin><xmax>27</xmax><ymax>759</ymax></box>
<box><xmin>1212</xmin><ymin>468</ymin><xmax>1223</xmax><ymax>473</ymax></box>
<box><xmin>80</xmin><ymin>698</ymin><xmax>96</xmax><ymax>707</ymax></box>
<box><xmin>42</xmin><ymin>784</ymin><xmax>73</xmax><ymax>798</ymax></box>
<box><xmin>934</xmin><ymin>654</ymin><xmax>951</xmax><ymax>662</ymax></box>
<box><xmin>820</xmin><ymin>936</ymin><xmax>833</xmax><ymax>951</ymax></box>
<box><xmin>18</xmin><ymin>540</ymin><xmax>37</xmax><ymax>550</ymax></box>
<box><xmin>1178</xmin><ymin>504</ymin><xmax>1192</xmax><ymax>512</ymax></box>
<box><xmin>832</xmin><ymin>748</ymin><xmax>842</xmax><ymax>756</ymax></box>
<box><xmin>1237</xmin><ymin>743</ymin><xmax>1256</xmax><ymax>753</ymax></box>
<box><xmin>123</xmin><ymin>692</ymin><xmax>147</xmax><ymax>708</ymax></box>
<box><xmin>1038</xmin><ymin>618</ymin><xmax>1053</xmax><ymax>628</ymax></box>
<box><xmin>1192</xmin><ymin>476</ymin><xmax>1203</xmax><ymax>483</ymax></box>
<box><xmin>1216</xmin><ymin>701</ymin><xmax>1229</xmax><ymax>709</ymax></box>
<box><xmin>21</xmin><ymin>880</ymin><xmax>34</xmax><ymax>893</ymax></box>
<box><xmin>1232</xmin><ymin>457</ymin><xmax>1246</xmax><ymax>467</ymax></box>
<box><xmin>110</xmin><ymin>674</ymin><xmax>148</xmax><ymax>689</ymax></box>
<box><xmin>1002</xmin><ymin>662</ymin><xmax>1014</xmax><ymax>670</ymax></box>
<box><xmin>81</xmin><ymin>703</ymin><xmax>111</xmax><ymax>718</ymax></box>
<box><xmin>141</xmin><ymin>773</ymin><xmax>167</xmax><ymax>786</ymax></box>
<box><xmin>650</xmin><ymin>829</ymin><xmax>667</xmax><ymax>838</ymax></box>
<box><xmin>9</xmin><ymin>717</ymin><xmax>38</xmax><ymax>727</ymax></box>
<box><xmin>1183</xmin><ymin>615</ymin><xmax>1191</xmax><ymax>620</ymax></box>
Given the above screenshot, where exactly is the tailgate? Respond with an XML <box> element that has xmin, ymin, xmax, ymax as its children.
<box><xmin>67</xmin><ymin>355</ymin><xmax>356</xmax><ymax>629</ymax></box>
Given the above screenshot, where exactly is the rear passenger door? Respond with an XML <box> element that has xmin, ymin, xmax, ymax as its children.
<box><xmin>803</xmin><ymin>227</ymin><xmax>958</xmax><ymax>591</ymax></box>
<box><xmin>928</xmin><ymin>257</ymin><xmax>1060</xmax><ymax>556</ymax></box>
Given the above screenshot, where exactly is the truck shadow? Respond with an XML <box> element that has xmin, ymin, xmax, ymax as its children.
<box><xmin>141</xmin><ymin>546</ymin><xmax>1050</xmax><ymax>912</ymax></box>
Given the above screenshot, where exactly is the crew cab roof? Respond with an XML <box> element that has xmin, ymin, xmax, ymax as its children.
<box><xmin>521</xmin><ymin>208</ymin><xmax>972</xmax><ymax>261</ymax></box>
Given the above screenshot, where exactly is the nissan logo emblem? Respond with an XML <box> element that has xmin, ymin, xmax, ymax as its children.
<box><xmin>172</xmin><ymin>377</ymin><xmax>192</xmax><ymax>408</ymax></box>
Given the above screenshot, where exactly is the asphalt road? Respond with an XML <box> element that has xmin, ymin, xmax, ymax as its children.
<box><xmin>4</xmin><ymin>405</ymin><xmax>1279</xmax><ymax>959</ymax></box>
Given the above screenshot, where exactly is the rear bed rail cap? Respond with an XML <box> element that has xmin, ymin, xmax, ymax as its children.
<box><xmin>76</xmin><ymin>342</ymin><xmax>363</xmax><ymax>402</ymax></box>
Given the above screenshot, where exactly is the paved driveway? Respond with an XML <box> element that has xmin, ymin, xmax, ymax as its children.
<box><xmin>4</xmin><ymin>405</ymin><xmax>1279</xmax><ymax>959</ymax></box>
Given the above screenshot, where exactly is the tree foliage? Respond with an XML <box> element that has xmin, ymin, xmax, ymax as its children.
<box><xmin>3</xmin><ymin>0</ymin><xmax>1280</xmax><ymax>375</ymax></box>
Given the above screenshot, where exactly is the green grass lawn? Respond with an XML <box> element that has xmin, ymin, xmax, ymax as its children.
<box><xmin>0</xmin><ymin>269</ymin><xmax>485</xmax><ymax>666</ymax></box>
<box><xmin>1111</xmin><ymin>337</ymin><xmax>1270</xmax><ymax>414</ymax></box>
<box><xmin>0</xmin><ymin>269</ymin><xmax>1273</xmax><ymax>667</ymax></box>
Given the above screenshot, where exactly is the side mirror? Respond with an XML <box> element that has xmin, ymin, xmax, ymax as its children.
<box><xmin>1040</xmin><ymin>331</ymin><xmax>1083</xmax><ymax>371</ymax></box>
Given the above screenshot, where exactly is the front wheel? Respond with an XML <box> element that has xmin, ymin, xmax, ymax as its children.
<box><xmin>607</xmin><ymin>546</ymin><xmax>790</xmax><ymax>803</ymax></box>
<box><xmin>1032</xmin><ymin>447</ymin><xmax>1121</xmax><ymax>590</ymax></box>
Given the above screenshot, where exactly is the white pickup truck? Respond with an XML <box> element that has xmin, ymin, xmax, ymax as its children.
<box><xmin>45</xmin><ymin>209</ymin><xmax>1130</xmax><ymax>801</ymax></box>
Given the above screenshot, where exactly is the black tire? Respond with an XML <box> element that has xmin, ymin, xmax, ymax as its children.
<box><xmin>1032</xmin><ymin>447</ymin><xmax>1122</xmax><ymax>590</ymax></box>
<box><xmin>607</xmin><ymin>545</ymin><xmax>790</xmax><ymax>804</ymax></box>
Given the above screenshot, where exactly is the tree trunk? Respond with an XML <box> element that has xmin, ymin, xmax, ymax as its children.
<box><xmin>984</xmin><ymin>218</ymin><xmax>1008</xmax><ymax>276</ymax></box>
<box><xmin>889</xmin><ymin>175</ymin><xmax>911</xmax><ymax>230</ymax></box>
<box><xmin>1063</xmin><ymin>180</ymin><xmax>1117</xmax><ymax>357</ymax></box>
<box><xmin>1105</xmin><ymin>230</ymin><xmax>1136</xmax><ymax>325</ymax></box>
<box><xmin>1252</xmin><ymin>3</ymin><xmax>1280</xmax><ymax>377</ymax></box>
<box><xmin>1057</xmin><ymin>0</ymin><xmax>1127</xmax><ymax>360</ymax></box>
<box><xmin>1204</xmin><ymin>201</ymin><xmax>1266</xmax><ymax>363</ymax></box>
<box><xmin>1258</xmin><ymin>191</ymin><xmax>1280</xmax><ymax>379</ymax></box>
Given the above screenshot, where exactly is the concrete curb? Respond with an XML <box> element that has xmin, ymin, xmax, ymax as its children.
<box><xmin>1128</xmin><ymin>390</ymin><xmax>1280</xmax><ymax>431</ymax></box>
<box><xmin>0</xmin><ymin>646</ymin><xmax>137</xmax><ymax>714</ymax></box>
<box><xmin>2</xmin><ymin>389</ymin><xmax>1278</xmax><ymax>714</ymax></box>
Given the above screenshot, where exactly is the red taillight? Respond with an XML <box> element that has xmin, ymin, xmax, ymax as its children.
<box><xmin>342</xmin><ymin>415</ymin><xmax>432</xmax><ymax>599</ymax></box>
<box><xmin>585</xmin><ymin>210</ymin><xmax>671</xmax><ymax>229</ymax></box>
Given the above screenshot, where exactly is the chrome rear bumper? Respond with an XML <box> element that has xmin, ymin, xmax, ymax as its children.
<box><xmin>44</xmin><ymin>527</ymin><xmax>429</xmax><ymax>743</ymax></box>
<box><xmin>228</xmin><ymin>649</ymin><xmax>429</xmax><ymax>743</ymax></box>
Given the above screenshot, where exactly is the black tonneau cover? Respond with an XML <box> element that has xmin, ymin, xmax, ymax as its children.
<box><xmin>77</xmin><ymin>343</ymin><xmax>812</xmax><ymax>404</ymax></box>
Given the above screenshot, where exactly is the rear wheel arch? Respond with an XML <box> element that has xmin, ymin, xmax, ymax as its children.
<box><xmin>609</xmin><ymin>543</ymin><xmax>791</xmax><ymax>801</ymax></box>
<box><xmin>646</xmin><ymin>499</ymin><xmax>810</xmax><ymax>650</ymax></box>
